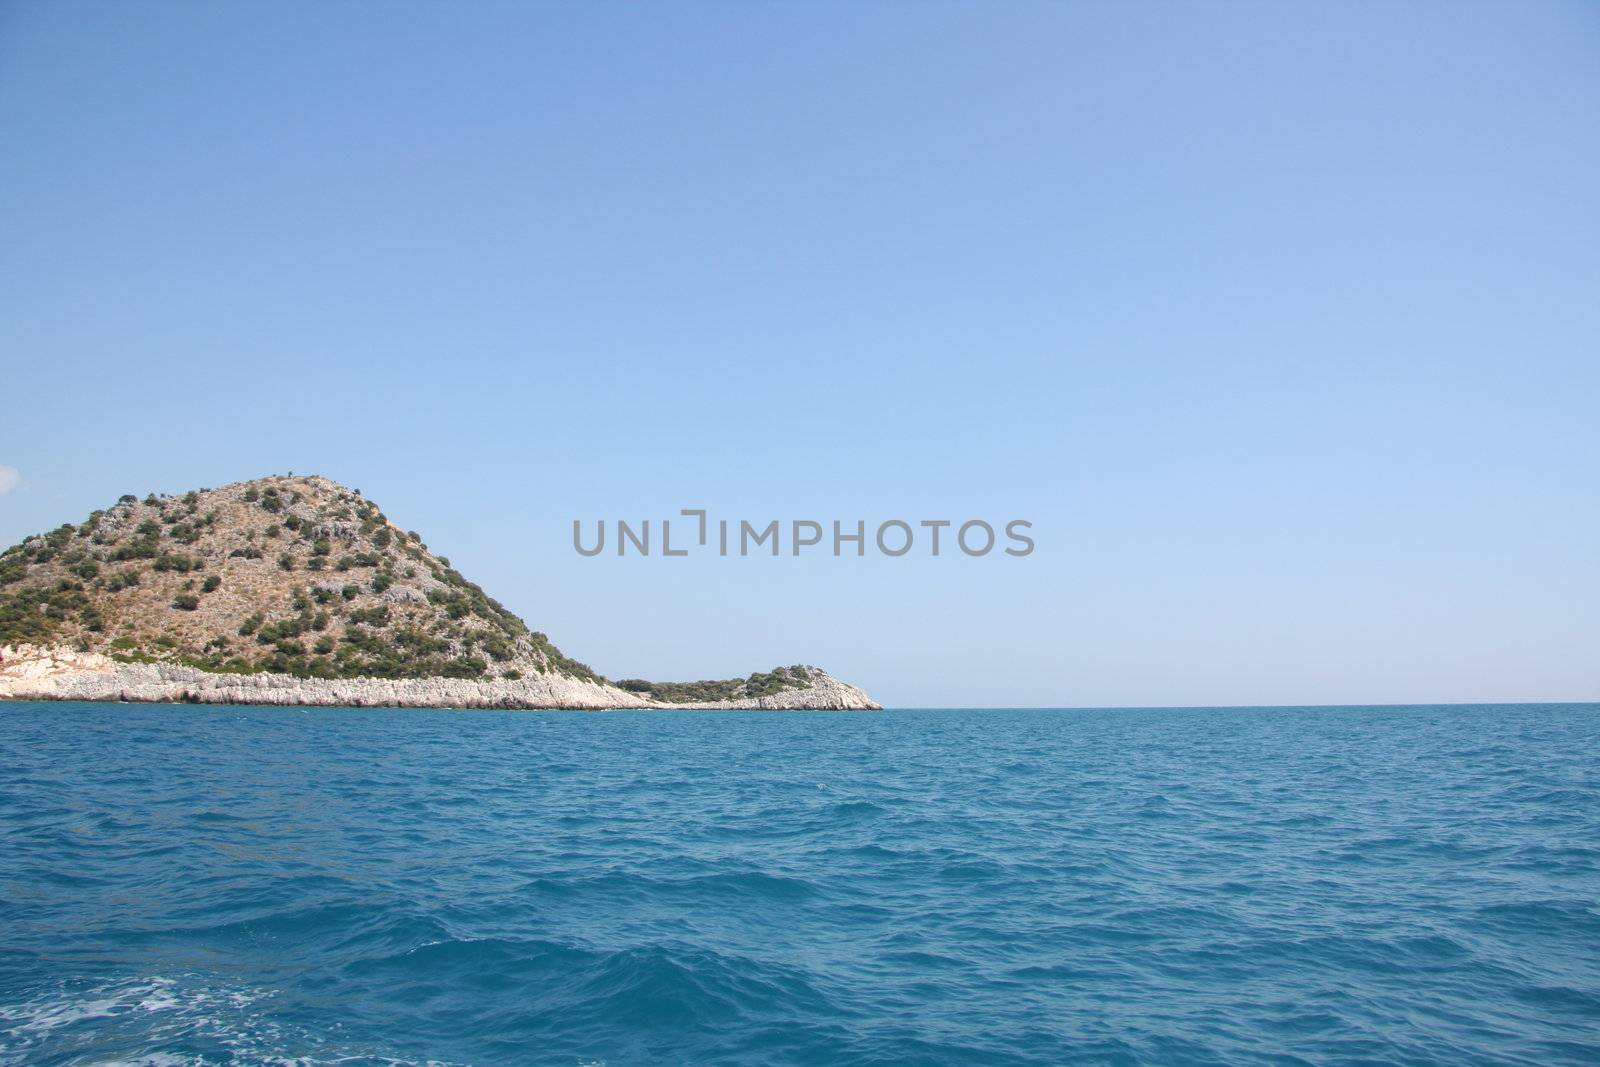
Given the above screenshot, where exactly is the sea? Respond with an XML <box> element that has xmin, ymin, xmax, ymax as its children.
<box><xmin>1</xmin><ymin>701</ymin><xmax>1597</xmax><ymax>1065</ymax></box>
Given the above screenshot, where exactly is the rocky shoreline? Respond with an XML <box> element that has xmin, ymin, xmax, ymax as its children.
<box><xmin>0</xmin><ymin>644</ymin><xmax>882</xmax><ymax>711</ymax></box>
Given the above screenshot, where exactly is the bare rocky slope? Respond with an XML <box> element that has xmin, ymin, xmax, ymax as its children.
<box><xmin>0</xmin><ymin>476</ymin><xmax>879</xmax><ymax>710</ymax></box>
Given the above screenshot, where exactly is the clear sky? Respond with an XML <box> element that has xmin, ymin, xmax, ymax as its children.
<box><xmin>2</xmin><ymin>2</ymin><xmax>1596</xmax><ymax>706</ymax></box>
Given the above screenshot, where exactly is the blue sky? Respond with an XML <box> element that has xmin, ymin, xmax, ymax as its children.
<box><xmin>2</xmin><ymin>2</ymin><xmax>1596</xmax><ymax>706</ymax></box>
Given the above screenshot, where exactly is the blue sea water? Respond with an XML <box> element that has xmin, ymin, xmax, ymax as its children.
<box><xmin>1</xmin><ymin>703</ymin><xmax>1598</xmax><ymax>1065</ymax></box>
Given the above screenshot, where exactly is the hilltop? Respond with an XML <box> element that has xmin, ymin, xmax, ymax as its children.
<box><xmin>0</xmin><ymin>475</ymin><xmax>878</xmax><ymax>710</ymax></box>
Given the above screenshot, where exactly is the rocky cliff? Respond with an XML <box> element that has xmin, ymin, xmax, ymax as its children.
<box><xmin>0</xmin><ymin>644</ymin><xmax>880</xmax><ymax>710</ymax></box>
<box><xmin>0</xmin><ymin>476</ymin><xmax>879</xmax><ymax>710</ymax></box>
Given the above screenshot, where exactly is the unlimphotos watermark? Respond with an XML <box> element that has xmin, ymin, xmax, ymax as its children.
<box><xmin>573</xmin><ymin>511</ymin><xmax>1034</xmax><ymax>558</ymax></box>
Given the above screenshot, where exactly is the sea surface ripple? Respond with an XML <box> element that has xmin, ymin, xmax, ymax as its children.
<box><xmin>2</xmin><ymin>702</ymin><xmax>1598</xmax><ymax>1065</ymax></box>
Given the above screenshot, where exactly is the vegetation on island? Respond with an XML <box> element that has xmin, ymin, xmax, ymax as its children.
<box><xmin>0</xmin><ymin>475</ymin><xmax>604</xmax><ymax>684</ymax></box>
<box><xmin>614</xmin><ymin>665</ymin><xmax>818</xmax><ymax>704</ymax></box>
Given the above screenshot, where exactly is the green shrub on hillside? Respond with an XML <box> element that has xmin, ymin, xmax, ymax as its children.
<box><xmin>109</xmin><ymin>535</ymin><xmax>159</xmax><ymax>561</ymax></box>
<box><xmin>475</xmin><ymin>631</ymin><xmax>513</xmax><ymax>661</ymax></box>
<box><xmin>528</xmin><ymin>630</ymin><xmax>602</xmax><ymax>683</ymax></box>
<box><xmin>348</xmin><ymin>605</ymin><xmax>391</xmax><ymax>627</ymax></box>
<box><xmin>0</xmin><ymin>585</ymin><xmax>78</xmax><ymax>643</ymax></box>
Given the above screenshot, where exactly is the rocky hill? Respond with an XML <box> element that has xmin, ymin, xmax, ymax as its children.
<box><xmin>0</xmin><ymin>475</ymin><xmax>879</xmax><ymax>710</ymax></box>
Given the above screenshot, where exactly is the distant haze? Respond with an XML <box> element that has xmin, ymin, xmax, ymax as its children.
<box><xmin>1</xmin><ymin>3</ymin><xmax>1596</xmax><ymax>706</ymax></box>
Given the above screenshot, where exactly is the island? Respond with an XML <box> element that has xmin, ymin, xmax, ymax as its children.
<box><xmin>0</xmin><ymin>476</ymin><xmax>879</xmax><ymax>710</ymax></box>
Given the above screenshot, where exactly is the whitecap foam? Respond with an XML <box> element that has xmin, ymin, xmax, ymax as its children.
<box><xmin>0</xmin><ymin>975</ymin><xmax>448</xmax><ymax>1067</ymax></box>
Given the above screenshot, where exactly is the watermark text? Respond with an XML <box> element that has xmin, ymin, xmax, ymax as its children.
<box><xmin>572</xmin><ymin>512</ymin><xmax>1034</xmax><ymax>558</ymax></box>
